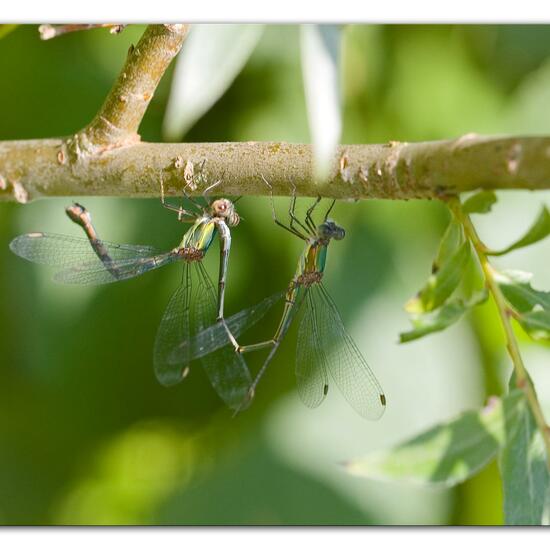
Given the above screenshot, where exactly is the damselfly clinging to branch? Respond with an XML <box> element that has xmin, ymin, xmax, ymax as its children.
<box><xmin>9</xmin><ymin>175</ymin><xmax>252</xmax><ymax>410</ymax></box>
<box><xmin>169</xmin><ymin>179</ymin><xmax>387</xmax><ymax>419</ymax></box>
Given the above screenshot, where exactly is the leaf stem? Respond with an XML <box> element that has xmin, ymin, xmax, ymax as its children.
<box><xmin>451</xmin><ymin>198</ymin><xmax>550</xmax><ymax>471</ymax></box>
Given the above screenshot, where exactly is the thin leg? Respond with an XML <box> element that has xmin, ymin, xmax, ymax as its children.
<box><xmin>160</xmin><ymin>175</ymin><xmax>200</xmax><ymax>222</ymax></box>
<box><xmin>238</xmin><ymin>340</ymin><xmax>275</xmax><ymax>353</ymax></box>
<box><xmin>305</xmin><ymin>196</ymin><xmax>322</xmax><ymax>234</ymax></box>
<box><xmin>202</xmin><ymin>177</ymin><xmax>222</xmax><ymax>205</ymax></box>
<box><xmin>286</xmin><ymin>182</ymin><xmax>313</xmax><ymax>238</ymax></box>
<box><xmin>232</xmin><ymin>336</ymin><xmax>284</xmax><ymax>417</ymax></box>
<box><xmin>181</xmin><ymin>180</ymin><xmax>207</xmax><ymax>214</ymax></box>
<box><xmin>323</xmin><ymin>199</ymin><xmax>336</xmax><ymax>221</ymax></box>
<box><xmin>261</xmin><ymin>175</ymin><xmax>306</xmax><ymax>241</ymax></box>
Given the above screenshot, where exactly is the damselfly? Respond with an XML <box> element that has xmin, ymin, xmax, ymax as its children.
<box><xmin>9</xmin><ymin>180</ymin><xmax>252</xmax><ymax>409</ymax></box>
<box><xmin>169</xmin><ymin>184</ymin><xmax>386</xmax><ymax>419</ymax></box>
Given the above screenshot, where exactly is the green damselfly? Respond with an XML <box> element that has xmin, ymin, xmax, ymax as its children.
<box><xmin>9</xmin><ymin>179</ymin><xmax>252</xmax><ymax>409</ymax></box>
<box><xmin>169</xmin><ymin>184</ymin><xmax>387</xmax><ymax>419</ymax></box>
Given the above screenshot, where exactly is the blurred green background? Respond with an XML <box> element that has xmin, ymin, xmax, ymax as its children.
<box><xmin>1</xmin><ymin>24</ymin><xmax>550</xmax><ymax>525</ymax></box>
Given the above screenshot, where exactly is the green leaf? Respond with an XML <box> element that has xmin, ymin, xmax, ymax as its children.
<box><xmin>163</xmin><ymin>24</ymin><xmax>264</xmax><ymax>139</ymax></box>
<box><xmin>432</xmin><ymin>219</ymin><xmax>464</xmax><ymax>273</ymax></box>
<box><xmin>499</xmin><ymin>391</ymin><xmax>550</xmax><ymax>525</ymax></box>
<box><xmin>300</xmin><ymin>25</ymin><xmax>342</xmax><ymax>182</ymax></box>
<box><xmin>344</xmin><ymin>391</ymin><xmax>524</xmax><ymax>488</ymax></box>
<box><xmin>494</xmin><ymin>270</ymin><xmax>550</xmax><ymax>339</ymax></box>
<box><xmin>400</xmin><ymin>290</ymin><xmax>488</xmax><ymax>343</ymax></box>
<box><xmin>517</xmin><ymin>310</ymin><xmax>550</xmax><ymax>341</ymax></box>
<box><xmin>494</xmin><ymin>270</ymin><xmax>550</xmax><ymax>313</ymax></box>
<box><xmin>462</xmin><ymin>190</ymin><xmax>497</xmax><ymax>214</ymax></box>
<box><xmin>488</xmin><ymin>206</ymin><xmax>550</xmax><ymax>256</ymax></box>
<box><xmin>405</xmin><ymin>241</ymin><xmax>471</xmax><ymax>313</ymax></box>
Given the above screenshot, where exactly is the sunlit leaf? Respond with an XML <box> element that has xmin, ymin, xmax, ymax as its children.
<box><xmin>163</xmin><ymin>24</ymin><xmax>264</xmax><ymax>139</ymax></box>
<box><xmin>517</xmin><ymin>310</ymin><xmax>550</xmax><ymax>341</ymax></box>
<box><xmin>0</xmin><ymin>24</ymin><xmax>17</xmax><ymax>39</ymax></box>
<box><xmin>300</xmin><ymin>25</ymin><xmax>342</xmax><ymax>181</ymax></box>
<box><xmin>488</xmin><ymin>206</ymin><xmax>550</xmax><ymax>256</ymax></box>
<box><xmin>462</xmin><ymin>190</ymin><xmax>497</xmax><ymax>215</ymax></box>
<box><xmin>499</xmin><ymin>389</ymin><xmax>550</xmax><ymax>525</ymax></box>
<box><xmin>495</xmin><ymin>270</ymin><xmax>550</xmax><ymax>340</ymax></box>
<box><xmin>495</xmin><ymin>270</ymin><xmax>550</xmax><ymax>312</ymax></box>
<box><xmin>400</xmin><ymin>290</ymin><xmax>488</xmax><ymax>343</ymax></box>
<box><xmin>433</xmin><ymin>219</ymin><xmax>464</xmax><ymax>273</ymax></box>
<box><xmin>405</xmin><ymin>241</ymin><xmax>471</xmax><ymax>314</ymax></box>
<box><xmin>345</xmin><ymin>391</ymin><xmax>524</xmax><ymax>488</ymax></box>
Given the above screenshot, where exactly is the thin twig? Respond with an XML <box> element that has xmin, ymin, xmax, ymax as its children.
<box><xmin>452</xmin><ymin>199</ymin><xmax>550</xmax><ymax>471</ymax></box>
<box><xmin>67</xmin><ymin>24</ymin><xmax>190</xmax><ymax>158</ymax></box>
<box><xmin>38</xmin><ymin>24</ymin><xmax>125</xmax><ymax>41</ymax></box>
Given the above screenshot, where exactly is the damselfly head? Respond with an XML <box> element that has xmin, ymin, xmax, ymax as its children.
<box><xmin>211</xmin><ymin>198</ymin><xmax>240</xmax><ymax>227</ymax></box>
<box><xmin>317</xmin><ymin>220</ymin><xmax>345</xmax><ymax>241</ymax></box>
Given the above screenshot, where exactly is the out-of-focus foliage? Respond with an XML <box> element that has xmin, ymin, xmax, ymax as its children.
<box><xmin>0</xmin><ymin>25</ymin><xmax>17</xmax><ymax>39</ymax></box>
<box><xmin>163</xmin><ymin>24</ymin><xmax>264</xmax><ymax>140</ymax></box>
<box><xmin>300</xmin><ymin>25</ymin><xmax>342</xmax><ymax>180</ymax></box>
<box><xmin>487</xmin><ymin>206</ymin><xmax>550</xmax><ymax>256</ymax></box>
<box><xmin>2</xmin><ymin>24</ymin><xmax>550</xmax><ymax>525</ymax></box>
<box><xmin>345</xmin><ymin>391</ymin><xmax>523</xmax><ymax>487</ymax></box>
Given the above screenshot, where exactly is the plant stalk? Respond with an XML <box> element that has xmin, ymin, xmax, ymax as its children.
<box><xmin>452</xmin><ymin>199</ymin><xmax>550</xmax><ymax>470</ymax></box>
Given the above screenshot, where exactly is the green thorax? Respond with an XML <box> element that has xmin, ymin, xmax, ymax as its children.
<box><xmin>297</xmin><ymin>239</ymin><xmax>328</xmax><ymax>277</ymax></box>
<box><xmin>179</xmin><ymin>217</ymin><xmax>216</xmax><ymax>252</ymax></box>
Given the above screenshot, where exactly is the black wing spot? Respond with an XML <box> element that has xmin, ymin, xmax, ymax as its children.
<box><xmin>380</xmin><ymin>394</ymin><xmax>386</xmax><ymax>406</ymax></box>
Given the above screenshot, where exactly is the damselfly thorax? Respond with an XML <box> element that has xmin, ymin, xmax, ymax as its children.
<box><xmin>10</xmin><ymin>187</ymin><xmax>251</xmax><ymax>411</ymax></box>
<box><xmin>167</xmin><ymin>188</ymin><xmax>386</xmax><ymax>420</ymax></box>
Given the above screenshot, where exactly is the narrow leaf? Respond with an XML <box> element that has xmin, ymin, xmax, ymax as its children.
<box><xmin>462</xmin><ymin>190</ymin><xmax>498</xmax><ymax>214</ymax></box>
<box><xmin>433</xmin><ymin>219</ymin><xmax>464</xmax><ymax>273</ymax></box>
<box><xmin>488</xmin><ymin>206</ymin><xmax>550</xmax><ymax>256</ymax></box>
<box><xmin>400</xmin><ymin>290</ymin><xmax>488</xmax><ymax>343</ymax></box>
<box><xmin>345</xmin><ymin>391</ymin><xmax>524</xmax><ymax>488</ymax></box>
<box><xmin>300</xmin><ymin>25</ymin><xmax>342</xmax><ymax>182</ymax></box>
<box><xmin>163</xmin><ymin>24</ymin><xmax>264</xmax><ymax>139</ymax></box>
<box><xmin>499</xmin><ymin>391</ymin><xmax>550</xmax><ymax>525</ymax></box>
<box><xmin>405</xmin><ymin>241</ymin><xmax>471</xmax><ymax>314</ymax></box>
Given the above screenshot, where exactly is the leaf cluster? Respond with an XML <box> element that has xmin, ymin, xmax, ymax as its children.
<box><xmin>355</xmin><ymin>191</ymin><xmax>550</xmax><ymax>524</ymax></box>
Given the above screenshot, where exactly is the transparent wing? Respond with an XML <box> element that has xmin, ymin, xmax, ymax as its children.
<box><xmin>169</xmin><ymin>290</ymin><xmax>285</xmax><ymax>364</ymax></box>
<box><xmin>193</xmin><ymin>262</ymin><xmax>253</xmax><ymax>410</ymax></box>
<box><xmin>10</xmin><ymin>232</ymin><xmax>174</xmax><ymax>286</ymax></box>
<box><xmin>10</xmin><ymin>233</ymin><xmax>161</xmax><ymax>266</ymax></box>
<box><xmin>154</xmin><ymin>264</ymin><xmax>193</xmax><ymax>387</ymax></box>
<box><xmin>54</xmin><ymin>252</ymin><xmax>179</xmax><ymax>285</ymax></box>
<box><xmin>295</xmin><ymin>289</ymin><xmax>330</xmax><ymax>409</ymax></box>
<box><xmin>305</xmin><ymin>284</ymin><xmax>386</xmax><ymax>420</ymax></box>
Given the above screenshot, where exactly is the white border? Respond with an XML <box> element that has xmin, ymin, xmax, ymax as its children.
<box><xmin>1</xmin><ymin>0</ymin><xmax>550</xmax><ymax>23</ymax></box>
<box><xmin>0</xmin><ymin>528</ymin><xmax>548</xmax><ymax>549</ymax></box>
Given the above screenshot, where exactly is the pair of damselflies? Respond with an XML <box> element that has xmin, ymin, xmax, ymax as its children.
<box><xmin>9</xmin><ymin>176</ymin><xmax>386</xmax><ymax>420</ymax></box>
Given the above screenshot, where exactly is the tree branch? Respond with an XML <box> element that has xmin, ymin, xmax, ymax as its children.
<box><xmin>2</xmin><ymin>135</ymin><xmax>550</xmax><ymax>202</ymax></box>
<box><xmin>67</xmin><ymin>24</ymin><xmax>189</xmax><ymax>158</ymax></box>
<box><xmin>1</xmin><ymin>24</ymin><xmax>550</xmax><ymax>203</ymax></box>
